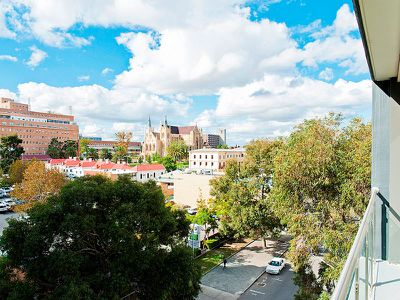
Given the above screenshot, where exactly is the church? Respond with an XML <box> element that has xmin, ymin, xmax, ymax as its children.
<box><xmin>142</xmin><ymin>116</ymin><xmax>203</xmax><ymax>158</ymax></box>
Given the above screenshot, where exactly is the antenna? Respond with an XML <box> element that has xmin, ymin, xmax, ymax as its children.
<box><xmin>28</xmin><ymin>98</ymin><xmax>31</xmax><ymax>109</ymax></box>
<box><xmin>68</xmin><ymin>105</ymin><xmax>72</xmax><ymax>115</ymax></box>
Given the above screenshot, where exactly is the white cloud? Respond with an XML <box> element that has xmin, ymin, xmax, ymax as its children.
<box><xmin>26</xmin><ymin>45</ymin><xmax>47</xmax><ymax>68</ymax></box>
<box><xmin>77</xmin><ymin>75</ymin><xmax>90</xmax><ymax>82</ymax></box>
<box><xmin>13</xmin><ymin>82</ymin><xmax>191</xmax><ymax>140</ymax></box>
<box><xmin>101</xmin><ymin>67</ymin><xmax>113</xmax><ymax>75</ymax></box>
<box><xmin>0</xmin><ymin>54</ymin><xmax>17</xmax><ymax>62</ymax></box>
<box><xmin>0</xmin><ymin>88</ymin><xmax>17</xmax><ymax>99</ymax></box>
<box><xmin>319</xmin><ymin>67</ymin><xmax>333</xmax><ymax>81</ymax></box>
<box><xmin>195</xmin><ymin>75</ymin><xmax>371</xmax><ymax>144</ymax></box>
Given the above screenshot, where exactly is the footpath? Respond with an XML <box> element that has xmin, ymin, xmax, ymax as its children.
<box><xmin>197</xmin><ymin>237</ymin><xmax>289</xmax><ymax>300</ymax></box>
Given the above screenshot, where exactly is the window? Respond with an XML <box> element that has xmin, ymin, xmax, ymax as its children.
<box><xmin>140</xmin><ymin>174</ymin><xmax>142</xmax><ymax>179</ymax></box>
<box><xmin>211</xmin><ymin>155</ymin><xmax>214</xmax><ymax>159</ymax></box>
<box><xmin>194</xmin><ymin>155</ymin><xmax>196</xmax><ymax>159</ymax></box>
<box><xmin>205</xmin><ymin>155</ymin><xmax>207</xmax><ymax>159</ymax></box>
<box><xmin>193</xmin><ymin>161</ymin><xmax>196</xmax><ymax>165</ymax></box>
<box><xmin>211</xmin><ymin>162</ymin><xmax>214</xmax><ymax>166</ymax></box>
<box><xmin>199</xmin><ymin>162</ymin><xmax>202</xmax><ymax>166</ymax></box>
<box><xmin>147</xmin><ymin>173</ymin><xmax>149</xmax><ymax>178</ymax></box>
<box><xmin>199</xmin><ymin>155</ymin><xmax>202</xmax><ymax>159</ymax></box>
<box><xmin>205</xmin><ymin>162</ymin><xmax>207</xmax><ymax>166</ymax></box>
<box><xmin>154</xmin><ymin>172</ymin><xmax>156</xmax><ymax>177</ymax></box>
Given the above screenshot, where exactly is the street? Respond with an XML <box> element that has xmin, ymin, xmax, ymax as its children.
<box><xmin>239</xmin><ymin>262</ymin><xmax>298</xmax><ymax>300</ymax></box>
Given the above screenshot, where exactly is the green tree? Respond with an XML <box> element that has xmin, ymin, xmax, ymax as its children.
<box><xmin>112</xmin><ymin>145</ymin><xmax>127</xmax><ymax>162</ymax></box>
<box><xmin>151</xmin><ymin>152</ymin><xmax>162</xmax><ymax>163</ymax></box>
<box><xmin>0</xmin><ymin>135</ymin><xmax>24</xmax><ymax>172</ymax></box>
<box><xmin>270</xmin><ymin>114</ymin><xmax>371</xmax><ymax>294</ymax></box>
<box><xmin>0</xmin><ymin>176</ymin><xmax>201</xmax><ymax>299</ymax></box>
<box><xmin>86</xmin><ymin>147</ymin><xmax>99</xmax><ymax>160</ymax></box>
<box><xmin>161</xmin><ymin>155</ymin><xmax>177</xmax><ymax>172</ymax></box>
<box><xmin>46</xmin><ymin>138</ymin><xmax>63</xmax><ymax>158</ymax></box>
<box><xmin>217</xmin><ymin>144</ymin><xmax>229</xmax><ymax>149</ymax></box>
<box><xmin>62</xmin><ymin>140</ymin><xmax>78</xmax><ymax>158</ymax></box>
<box><xmin>167</xmin><ymin>140</ymin><xmax>189</xmax><ymax>162</ymax></box>
<box><xmin>99</xmin><ymin>148</ymin><xmax>112</xmax><ymax>160</ymax></box>
<box><xmin>79</xmin><ymin>138</ymin><xmax>91</xmax><ymax>157</ymax></box>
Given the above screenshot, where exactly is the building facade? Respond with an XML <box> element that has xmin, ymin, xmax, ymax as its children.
<box><xmin>203</xmin><ymin>129</ymin><xmax>226</xmax><ymax>148</ymax></box>
<box><xmin>0</xmin><ymin>98</ymin><xmax>79</xmax><ymax>155</ymax></box>
<box><xmin>189</xmin><ymin>148</ymin><xmax>245</xmax><ymax>172</ymax></box>
<box><xmin>87</xmin><ymin>140</ymin><xmax>142</xmax><ymax>156</ymax></box>
<box><xmin>142</xmin><ymin>116</ymin><xmax>203</xmax><ymax>157</ymax></box>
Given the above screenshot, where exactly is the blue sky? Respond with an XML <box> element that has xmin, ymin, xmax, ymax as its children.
<box><xmin>0</xmin><ymin>0</ymin><xmax>371</xmax><ymax>144</ymax></box>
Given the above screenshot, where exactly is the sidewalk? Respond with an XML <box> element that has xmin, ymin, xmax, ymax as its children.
<box><xmin>198</xmin><ymin>237</ymin><xmax>289</xmax><ymax>299</ymax></box>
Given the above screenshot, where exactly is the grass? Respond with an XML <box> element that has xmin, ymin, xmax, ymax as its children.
<box><xmin>197</xmin><ymin>246</ymin><xmax>238</xmax><ymax>275</ymax></box>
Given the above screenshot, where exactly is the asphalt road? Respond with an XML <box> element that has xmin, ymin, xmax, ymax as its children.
<box><xmin>239</xmin><ymin>263</ymin><xmax>298</xmax><ymax>300</ymax></box>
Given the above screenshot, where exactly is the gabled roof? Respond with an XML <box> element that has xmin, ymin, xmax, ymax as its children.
<box><xmin>170</xmin><ymin>126</ymin><xmax>195</xmax><ymax>135</ymax></box>
<box><xmin>133</xmin><ymin>164</ymin><xmax>165</xmax><ymax>172</ymax></box>
<box><xmin>49</xmin><ymin>158</ymin><xmax>66</xmax><ymax>165</ymax></box>
<box><xmin>80</xmin><ymin>161</ymin><xmax>97</xmax><ymax>168</ymax></box>
<box><xmin>64</xmin><ymin>159</ymin><xmax>81</xmax><ymax>166</ymax></box>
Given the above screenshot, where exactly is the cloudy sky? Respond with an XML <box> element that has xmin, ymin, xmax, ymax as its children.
<box><xmin>0</xmin><ymin>0</ymin><xmax>371</xmax><ymax>145</ymax></box>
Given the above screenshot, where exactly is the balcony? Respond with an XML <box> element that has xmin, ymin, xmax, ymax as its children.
<box><xmin>332</xmin><ymin>188</ymin><xmax>400</xmax><ymax>299</ymax></box>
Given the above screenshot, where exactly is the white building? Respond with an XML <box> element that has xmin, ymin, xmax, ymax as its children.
<box><xmin>132</xmin><ymin>164</ymin><xmax>166</xmax><ymax>183</ymax></box>
<box><xmin>189</xmin><ymin>148</ymin><xmax>245</xmax><ymax>172</ymax></box>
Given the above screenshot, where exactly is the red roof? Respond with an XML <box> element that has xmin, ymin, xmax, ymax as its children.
<box><xmin>64</xmin><ymin>159</ymin><xmax>80</xmax><ymax>166</ymax></box>
<box><xmin>133</xmin><ymin>164</ymin><xmax>165</xmax><ymax>172</ymax></box>
<box><xmin>97</xmin><ymin>162</ymin><xmax>117</xmax><ymax>170</ymax></box>
<box><xmin>170</xmin><ymin>125</ymin><xmax>195</xmax><ymax>135</ymax></box>
<box><xmin>49</xmin><ymin>158</ymin><xmax>66</xmax><ymax>165</ymax></box>
<box><xmin>80</xmin><ymin>161</ymin><xmax>97</xmax><ymax>168</ymax></box>
<box><xmin>88</xmin><ymin>140</ymin><xmax>141</xmax><ymax>148</ymax></box>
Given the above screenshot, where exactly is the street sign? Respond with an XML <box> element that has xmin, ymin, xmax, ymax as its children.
<box><xmin>188</xmin><ymin>224</ymin><xmax>201</xmax><ymax>249</ymax></box>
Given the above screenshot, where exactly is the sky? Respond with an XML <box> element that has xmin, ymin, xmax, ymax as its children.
<box><xmin>0</xmin><ymin>0</ymin><xmax>371</xmax><ymax>145</ymax></box>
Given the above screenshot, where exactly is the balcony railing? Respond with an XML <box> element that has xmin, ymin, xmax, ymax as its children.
<box><xmin>332</xmin><ymin>187</ymin><xmax>400</xmax><ymax>299</ymax></box>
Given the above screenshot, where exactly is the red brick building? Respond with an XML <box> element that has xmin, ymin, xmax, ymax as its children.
<box><xmin>0</xmin><ymin>98</ymin><xmax>79</xmax><ymax>155</ymax></box>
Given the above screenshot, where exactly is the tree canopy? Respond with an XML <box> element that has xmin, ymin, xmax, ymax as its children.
<box><xmin>167</xmin><ymin>140</ymin><xmax>188</xmax><ymax>162</ymax></box>
<box><xmin>0</xmin><ymin>135</ymin><xmax>24</xmax><ymax>173</ymax></box>
<box><xmin>47</xmin><ymin>138</ymin><xmax>78</xmax><ymax>159</ymax></box>
<box><xmin>0</xmin><ymin>175</ymin><xmax>201</xmax><ymax>299</ymax></box>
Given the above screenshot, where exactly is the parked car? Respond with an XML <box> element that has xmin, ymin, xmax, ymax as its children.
<box><xmin>266</xmin><ymin>257</ymin><xmax>285</xmax><ymax>274</ymax></box>
<box><xmin>0</xmin><ymin>190</ymin><xmax>5</xmax><ymax>198</ymax></box>
<box><xmin>2</xmin><ymin>187</ymin><xmax>13</xmax><ymax>195</ymax></box>
<box><xmin>3</xmin><ymin>198</ymin><xmax>16</xmax><ymax>210</ymax></box>
<box><xmin>187</xmin><ymin>207</ymin><xmax>197</xmax><ymax>215</ymax></box>
<box><xmin>0</xmin><ymin>201</ymin><xmax>9</xmax><ymax>212</ymax></box>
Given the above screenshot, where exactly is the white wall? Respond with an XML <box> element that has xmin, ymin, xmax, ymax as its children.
<box><xmin>135</xmin><ymin>170</ymin><xmax>165</xmax><ymax>183</ymax></box>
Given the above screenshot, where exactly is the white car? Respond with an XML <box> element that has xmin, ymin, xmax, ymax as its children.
<box><xmin>187</xmin><ymin>208</ymin><xmax>197</xmax><ymax>215</ymax></box>
<box><xmin>266</xmin><ymin>257</ymin><xmax>285</xmax><ymax>274</ymax></box>
<box><xmin>2</xmin><ymin>199</ymin><xmax>15</xmax><ymax>209</ymax></box>
<box><xmin>0</xmin><ymin>201</ymin><xmax>8</xmax><ymax>212</ymax></box>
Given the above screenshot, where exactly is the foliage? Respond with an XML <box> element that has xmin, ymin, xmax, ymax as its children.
<box><xmin>11</xmin><ymin>160</ymin><xmax>67</xmax><ymax>211</ymax></box>
<box><xmin>151</xmin><ymin>153</ymin><xmax>162</xmax><ymax>163</ymax></box>
<box><xmin>47</xmin><ymin>138</ymin><xmax>78</xmax><ymax>159</ymax></box>
<box><xmin>203</xmin><ymin>239</ymin><xmax>220</xmax><ymax>250</ymax></box>
<box><xmin>99</xmin><ymin>148</ymin><xmax>112</xmax><ymax>160</ymax></box>
<box><xmin>113</xmin><ymin>131</ymin><xmax>132</xmax><ymax>162</ymax></box>
<box><xmin>293</xmin><ymin>265</ymin><xmax>323</xmax><ymax>300</ymax></box>
<box><xmin>210</xmin><ymin>139</ymin><xmax>283</xmax><ymax>239</ymax></box>
<box><xmin>79</xmin><ymin>138</ymin><xmax>91</xmax><ymax>156</ymax></box>
<box><xmin>62</xmin><ymin>140</ymin><xmax>78</xmax><ymax>158</ymax></box>
<box><xmin>0</xmin><ymin>135</ymin><xmax>24</xmax><ymax>173</ymax></box>
<box><xmin>167</xmin><ymin>140</ymin><xmax>189</xmax><ymax>162</ymax></box>
<box><xmin>161</xmin><ymin>155</ymin><xmax>177</xmax><ymax>172</ymax></box>
<box><xmin>0</xmin><ymin>176</ymin><xmax>201</xmax><ymax>299</ymax></box>
<box><xmin>86</xmin><ymin>147</ymin><xmax>99</xmax><ymax>160</ymax></box>
<box><xmin>145</xmin><ymin>154</ymin><xmax>152</xmax><ymax>164</ymax></box>
<box><xmin>217</xmin><ymin>144</ymin><xmax>229</xmax><ymax>149</ymax></box>
<box><xmin>8</xmin><ymin>160</ymin><xmax>30</xmax><ymax>185</ymax></box>
<box><xmin>270</xmin><ymin>114</ymin><xmax>371</xmax><ymax>293</ymax></box>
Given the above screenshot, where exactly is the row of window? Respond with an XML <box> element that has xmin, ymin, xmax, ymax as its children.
<box><xmin>192</xmin><ymin>153</ymin><xmax>244</xmax><ymax>159</ymax></box>
<box><xmin>139</xmin><ymin>171</ymin><xmax>164</xmax><ymax>179</ymax></box>
<box><xmin>0</xmin><ymin>121</ymin><xmax>71</xmax><ymax>130</ymax></box>
<box><xmin>193</xmin><ymin>161</ymin><xmax>214</xmax><ymax>167</ymax></box>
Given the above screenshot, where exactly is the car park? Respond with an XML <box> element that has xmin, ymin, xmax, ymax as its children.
<box><xmin>266</xmin><ymin>257</ymin><xmax>285</xmax><ymax>275</ymax></box>
<box><xmin>0</xmin><ymin>201</ymin><xmax>9</xmax><ymax>212</ymax></box>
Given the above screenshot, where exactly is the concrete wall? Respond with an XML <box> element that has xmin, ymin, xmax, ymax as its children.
<box><xmin>173</xmin><ymin>173</ymin><xmax>218</xmax><ymax>208</ymax></box>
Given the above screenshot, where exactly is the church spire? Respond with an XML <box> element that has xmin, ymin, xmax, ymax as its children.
<box><xmin>148</xmin><ymin>115</ymin><xmax>152</xmax><ymax>128</ymax></box>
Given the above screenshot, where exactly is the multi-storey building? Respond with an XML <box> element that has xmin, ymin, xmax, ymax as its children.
<box><xmin>0</xmin><ymin>98</ymin><xmax>79</xmax><ymax>155</ymax></box>
<box><xmin>87</xmin><ymin>140</ymin><xmax>142</xmax><ymax>156</ymax></box>
<box><xmin>142</xmin><ymin>116</ymin><xmax>203</xmax><ymax>157</ymax></box>
<box><xmin>189</xmin><ymin>148</ymin><xmax>245</xmax><ymax>172</ymax></box>
<box><xmin>203</xmin><ymin>129</ymin><xmax>227</xmax><ymax>148</ymax></box>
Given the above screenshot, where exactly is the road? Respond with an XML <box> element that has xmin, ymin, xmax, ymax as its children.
<box><xmin>239</xmin><ymin>262</ymin><xmax>298</xmax><ymax>300</ymax></box>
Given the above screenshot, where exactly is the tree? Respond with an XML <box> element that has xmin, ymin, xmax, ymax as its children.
<box><xmin>161</xmin><ymin>155</ymin><xmax>177</xmax><ymax>172</ymax></box>
<box><xmin>62</xmin><ymin>140</ymin><xmax>78</xmax><ymax>158</ymax></box>
<box><xmin>86</xmin><ymin>147</ymin><xmax>99</xmax><ymax>160</ymax></box>
<box><xmin>151</xmin><ymin>152</ymin><xmax>162</xmax><ymax>163</ymax></box>
<box><xmin>99</xmin><ymin>148</ymin><xmax>112</xmax><ymax>160</ymax></box>
<box><xmin>210</xmin><ymin>158</ymin><xmax>281</xmax><ymax>240</ymax></box>
<box><xmin>46</xmin><ymin>138</ymin><xmax>63</xmax><ymax>158</ymax></box>
<box><xmin>114</xmin><ymin>131</ymin><xmax>132</xmax><ymax>160</ymax></box>
<box><xmin>0</xmin><ymin>135</ymin><xmax>24</xmax><ymax>172</ymax></box>
<box><xmin>217</xmin><ymin>144</ymin><xmax>229</xmax><ymax>149</ymax></box>
<box><xmin>269</xmin><ymin>114</ymin><xmax>371</xmax><ymax>294</ymax></box>
<box><xmin>8</xmin><ymin>159</ymin><xmax>30</xmax><ymax>185</ymax></box>
<box><xmin>0</xmin><ymin>176</ymin><xmax>201</xmax><ymax>299</ymax></box>
<box><xmin>167</xmin><ymin>140</ymin><xmax>189</xmax><ymax>162</ymax></box>
<box><xmin>79</xmin><ymin>138</ymin><xmax>91</xmax><ymax>157</ymax></box>
<box><xmin>11</xmin><ymin>160</ymin><xmax>67</xmax><ymax>211</ymax></box>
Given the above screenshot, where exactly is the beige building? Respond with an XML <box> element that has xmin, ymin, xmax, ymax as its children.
<box><xmin>189</xmin><ymin>148</ymin><xmax>245</xmax><ymax>172</ymax></box>
<box><xmin>0</xmin><ymin>98</ymin><xmax>79</xmax><ymax>155</ymax></box>
<box><xmin>173</xmin><ymin>173</ymin><xmax>219</xmax><ymax>208</ymax></box>
<box><xmin>142</xmin><ymin>116</ymin><xmax>203</xmax><ymax>157</ymax></box>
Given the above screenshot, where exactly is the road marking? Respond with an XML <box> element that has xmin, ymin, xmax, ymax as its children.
<box><xmin>249</xmin><ymin>289</ymin><xmax>266</xmax><ymax>295</ymax></box>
